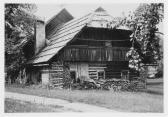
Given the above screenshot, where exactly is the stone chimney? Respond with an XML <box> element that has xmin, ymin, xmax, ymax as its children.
<box><xmin>34</xmin><ymin>20</ymin><xmax>46</xmax><ymax>55</ymax></box>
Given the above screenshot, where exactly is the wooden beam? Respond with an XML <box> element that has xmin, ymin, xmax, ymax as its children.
<box><xmin>75</xmin><ymin>38</ymin><xmax>130</xmax><ymax>42</ymax></box>
<box><xmin>67</xmin><ymin>45</ymin><xmax>129</xmax><ymax>49</ymax></box>
<box><xmin>33</xmin><ymin>64</ymin><xmax>49</xmax><ymax>66</ymax></box>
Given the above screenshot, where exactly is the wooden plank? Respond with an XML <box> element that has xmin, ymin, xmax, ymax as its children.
<box><xmin>49</xmin><ymin>70</ymin><xmax>64</xmax><ymax>71</ymax></box>
<box><xmin>75</xmin><ymin>38</ymin><xmax>130</xmax><ymax>42</ymax></box>
<box><xmin>53</xmin><ymin>83</ymin><xmax>64</xmax><ymax>86</ymax></box>
<box><xmin>50</xmin><ymin>78</ymin><xmax>63</xmax><ymax>80</ymax></box>
<box><xmin>88</xmin><ymin>70</ymin><xmax>97</xmax><ymax>72</ymax></box>
<box><xmin>89</xmin><ymin>71</ymin><xmax>97</xmax><ymax>72</ymax></box>
<box><xmin>89</xmin><ymin>67</ymin><xmax>107</xmax><ymax>69</ymax></box>
<box><xmin>51</xmin><ymin>79</ymin><xmax>63</xmax><ymax>84</ymax></box>
<box><xmin>89</xmin><ymin>73</ymin><xmax>97</xmax><ymax>76</ymax></box>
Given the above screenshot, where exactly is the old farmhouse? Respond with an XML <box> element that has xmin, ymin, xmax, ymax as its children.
<box><xmin>24</xmin><ymin>7</ymin><xmax>138</xmax><ymax>88</ymax></box>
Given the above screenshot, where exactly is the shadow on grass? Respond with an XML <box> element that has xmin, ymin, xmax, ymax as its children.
<box><xmin>139</xmin><ymin>88</ymin><xmax>163</xmax><ymax>95</ymax></box>
<box><xmin>147</xmin><ymin>82</ymin><xmax>163</xmax><ymax>85</ymax></box>
<box><xmin>146</xmin><ymin>90</ymin><xmax>163</xmax><ymax>95</ymax></box>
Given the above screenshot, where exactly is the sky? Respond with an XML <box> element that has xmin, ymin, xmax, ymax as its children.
<box><xmin>34</xmin><ymin>4</ymin><xmax>140</xmax><ymax>22</ymax></box>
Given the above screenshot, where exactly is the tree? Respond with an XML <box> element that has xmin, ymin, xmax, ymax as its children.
<box><xmin>5</xmin><ymin>4</ymin><xmax>37</xmax><ymax>83</ymax></box>
<box><xmin>125</xmin><ymin>3</ymin><xmax>164</xmax><ymax>71</ymax></box>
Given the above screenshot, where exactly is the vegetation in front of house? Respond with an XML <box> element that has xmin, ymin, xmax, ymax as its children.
<box><xmin>125</xmin><ymin>3</ymin><xmax>163</xmax><ymax>71</ymax></box>
<box><xmin>5</xmin><ymin>78</ymin><xmax>163</xmax><ymax>112</ymax></box>
<box><xmin>5</xmin><ymin>4</ymin><xmax>37</xmax><ymax>83</ymax></box>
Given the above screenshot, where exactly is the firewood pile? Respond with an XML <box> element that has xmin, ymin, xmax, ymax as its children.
<box><xmin>100</xmin><ymin>79</ymin><xmax>130</xmax><ymax>91</ymax></box>
<box><xmin>70</xmin><ymin>77</ymin><xmax>143</xmax><ymax>91</ymax></box>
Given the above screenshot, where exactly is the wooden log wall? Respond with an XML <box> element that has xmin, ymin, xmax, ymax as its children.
<box><xmin>105</xmin><ymin>61</ymin><xmax>139</xmax><ymax>79</ymax></box>
<box><xmin>63</xmin><ymin>47</ymin><xmax>129</xmax><ymax>62</ymax></box>
<box><xmin>62</xmin><ymin>62</ymin><xmax>71</xmax><ymax>89</ymax></box>
<box><xmin>88</xmin><ymin>62</ymin><xmax>138</xmax><ymax>80</ymax></box>
<box><xmin>105</xmin><ymin>61</ymin><xmax>129</xmax><ymax>79</ymax></box>
<box><xmin>78</xmin><ymin>27</ymin><xmax>131</xmax><ymax>41</ymax></box>
<box><xmin>49</xmin><ymin>61</ymin><xmax>64</xmax><ymax>87</ymax></box>
<box><xmin>49</xmin><ymin>60</ymin><xmax>139</xmax><ymax>86</ymax></box>
<box><xmin>89</xmin><ymin>63</ymin><xmax>106</xmax><ymax>80</ymax></box>
<box><xmin>70</xmin><ymin>38</ymin><xmax>131</xmax><ymax>47</ymax></box>
<box><xmin>49</xmin><ymin>61</ymin><xmax>71</xmax><ymax>88</ymax></box>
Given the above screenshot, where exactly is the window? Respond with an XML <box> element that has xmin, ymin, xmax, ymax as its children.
<box><xmin>121</xmin><ymin>70</ymin><xmax>129</xmax><ymax>80</ymax></box>
<box><xmin>98</xmin><ymin>71</ymin><xmax>105</xmax><ymax>79</ymax></box>
<box><xmin>105</xmin><ymin>41</ymin><xmax>112</xmax><ymax>47</ymax></box>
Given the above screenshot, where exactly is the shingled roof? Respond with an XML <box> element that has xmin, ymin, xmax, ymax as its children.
<box><xmin>28</xmin><ymin>7</ymin><xmax>130</xmax><ymax>64</ymax></box>
<box><xmin>45</xmin><ymin>8</ymin><xmax>74</xmax><ymax>39</ymax></box>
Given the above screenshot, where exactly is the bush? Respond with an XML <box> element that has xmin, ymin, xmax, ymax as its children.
<box><xmin>155</xmin><ymin>70</ymin><xmax>163</xmax><ymax>78</ymax></box>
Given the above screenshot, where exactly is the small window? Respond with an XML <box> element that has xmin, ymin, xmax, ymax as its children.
<box><xmin>98</xmin><ymin>71</ymin><xmax>105</xmax><ymax>79</ymax></box>
<box><xmin>121</xmin><ymin>70</ymin><xmax>129</xmax><ymax>80</ymax></box>
<box><xmin>105</xmin><ymin>41</ymin><xmax>112</xmax><ymax>47</ymax></box>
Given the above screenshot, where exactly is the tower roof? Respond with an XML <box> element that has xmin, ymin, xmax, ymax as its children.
<box><xmin>95</xmin><ymin>7</ymin><xmax>106</xmax><ymax>12</ymax></box>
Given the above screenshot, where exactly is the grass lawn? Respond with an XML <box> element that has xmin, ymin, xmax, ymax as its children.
<box><xmin>5</xmin><ymin>98</ymin><xmax>68</xmax><ymax>112</ymax></box>
<box><xmin>5</xmin><ymin>78</ymin><xmax>163</xmax><ymax>113</ymax></box>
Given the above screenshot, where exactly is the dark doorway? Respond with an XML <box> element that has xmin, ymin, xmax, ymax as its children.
<box><xmin>70</xmin><ymin>71</ymin><xmax>76</xmax><ymax>83</ymax></box>
<box><xmin>121</xmin><ymin>70</ymin><xmax>129</xmax><ymax>80</ymax></box>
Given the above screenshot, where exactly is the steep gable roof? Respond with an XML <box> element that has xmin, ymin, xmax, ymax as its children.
<box><xmin>46</xmin><ymin>8</ymin><xmax>74</xmax><ymax>38</ymax></box>
<box><xmin>28</xmin><ymin>13</ymin><xmax>92</xmax><ymax>64</ymax></box>
<box><xmin>28</xmin><ymin>7</ymin><xmax>131</xmax><ymax>64</ymax></box>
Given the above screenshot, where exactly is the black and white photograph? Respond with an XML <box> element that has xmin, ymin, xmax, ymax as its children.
<box><xmin>3</xmin><ymin>0</ymin><xmax>165</xmax><ymax>114</ymax></box>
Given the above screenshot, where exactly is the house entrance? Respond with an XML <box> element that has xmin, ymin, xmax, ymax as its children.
<box><xmin>70</xmin><ymin>71</ymin><xmax>76</xmax><ymax>83</ymax></box>
<box><xmin>69</xmin><ymin>63</ymin><xmax>89</xmax><ymax>82</ymax></box>
<box><xmin>121</xmin><ymin>70</ymin><xmax>129</xmax><ymax>80</ymax></box>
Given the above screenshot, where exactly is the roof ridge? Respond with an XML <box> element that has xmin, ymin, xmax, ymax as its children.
<box><xmin>95</xmin><ymin>7</ymin><xmax>106</xmax><ymax>12</ymax></box>
<box><xmin>46</xmin><ymin>8</ymin><xmax>73</xmax><ymax>25</ymax></box>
